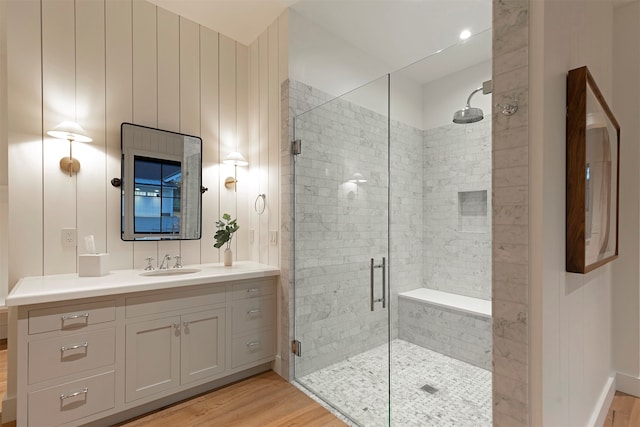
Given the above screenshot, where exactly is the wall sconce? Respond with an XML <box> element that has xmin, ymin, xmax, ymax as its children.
<box><xmin>223</xmin><ymin>151</ymin><xmax>248</xmax><ymax>191</ymax></box>
<box><xmin>47</xmin><ymin>121</ymin><xmax>92</xmax><ymax>176</ymax></box>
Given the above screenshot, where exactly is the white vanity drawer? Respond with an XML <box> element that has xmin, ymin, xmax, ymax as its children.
<box><xmin>28</xmin><ymin>300</ymin><xmax>116</xmax><ymax>335</ymax></box>
<box><xmin>232</xmin><ymin>295</ymin><xmax>276</xmax><ymax>335</ymax></box>
<box><xmin>125</xmin><ymin>285</ymin><xmax>226</xmax><ymax>318</ymax></box>
<box><xmin>28</xmin><ymin>328</ymin><xmax>115</xmax><ymax>384</ymax></box>
<box><xmin>231</xmin><ymin>329</ymin><xmax>276</xmax><ymax>368</ymax></box>
<box><xmin>231</xmin><ymin>279</ymin><xmax>275</xmax><ymax>301</ymax></box>
<box><xmin>28</xmin><ymin>370</ymin><xmax>115</xmax><ymax>427</ymax></box>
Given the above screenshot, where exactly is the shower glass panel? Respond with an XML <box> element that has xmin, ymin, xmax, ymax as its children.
<box><xmin>293</xmin><ymin>74</ymin><xmax>391</xmax><ymax>426</ymax></box>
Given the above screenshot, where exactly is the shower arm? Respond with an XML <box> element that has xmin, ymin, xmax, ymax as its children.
<box><xmin>465</xmin><ymin>87</ymin><xmax>483</xmax><ymax>107</ymax></box>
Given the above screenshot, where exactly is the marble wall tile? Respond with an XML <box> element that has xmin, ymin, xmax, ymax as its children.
<box><xmin>494</xmin><ymin>204</ymin><xmax>528</xmax><ymax>225</ymax></box>
<box><xmin>494</xmin><ymin>0</ymin><xmax>529</xmax><ymax>57</ymax></box>
<box><xmin>494</xmin><ymin>46</ymin><xmax>529</xmax><ymax>76</ymax></box>
<box><xmin>494</xmin><ymin>224</ymin><xmax>528</xmax><ymax>245</ymax></box>
<box><xmin>493</xmin><ymin>242</ymin><xmax>528</xmax><ymax>264</ymax></box>
<box><xmin>493</xmin><ymin>126</ymin><xmax>528</xmax><ymax>151</ymax></box>
<box><xmin>492</xmin><ymin>0</ymin><xmax>530</xmax><ymax>423</ymax></box>
<box><xmin>492</xmin><ymin>185</ymin><xmax>528</xmax><ymax>206</ymax></box>
<box><xmin>423</xmin><ymin>119</ymin><xmax>492</xmax><ymax>299</ymax></box>
<box><xmin>399</xmin><ymin>297</ymin><xmax>492</xmax><ymax>370</ymax></box>
<box><xmin>287</xmin><ymin>78</ymin><xmax>493</xmax><ymax>377</ymax></box>
<box><xmin>280</xmin><ymin>80</ymin><xmax>293</xmax><ymax>380</ymax></box>
<box><xmin>493</xmin><ymin>146</ymin><xmax>528</xmax><ymax>169</ymax></box>
<box><xmin>494</xmin><ymin>279</ymin><xmax>527</xmax><ymax>305</ymax></box>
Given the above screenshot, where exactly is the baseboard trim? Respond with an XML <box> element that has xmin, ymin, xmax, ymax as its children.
<box><xmin>588</xmin><ymin>374</ymin><xmax>616</xmax><ymax>427</ymax></box>
<box><xmin>2</xmin><ymin>394</ymin><xmax>16</xmax><ymax>423</ymax></box>
<box><xmin>272</xmin><ymin>354</ymin><xmax>283</xmax><ymax>377</ymax></box>
<box><xmin>616</xmin><ymin>372</ymin><xmax>640</xmax><ymax>397</ymax></box>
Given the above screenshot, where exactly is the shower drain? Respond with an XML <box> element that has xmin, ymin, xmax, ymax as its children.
<box><xmin>420</xmin><ymin>383</ymin><xmax>439</xmax><ymax>394</ymax></box>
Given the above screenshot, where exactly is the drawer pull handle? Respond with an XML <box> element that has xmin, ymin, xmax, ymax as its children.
<box><xmin>60</xmin><ymin>342</ymin><xmax>89</xmax><ymax>353</ymax></box>
<box><xmin>61</xmin><ymin>313</ymin><xmax>89</xmax><ymax>321</ymax></box>
<box><xmin>247</xmin><ymin>288</ymin><xmax>260</xmax><ymax>294</ymax></box>
<box><xmin>60</xmin><ymin>387</ymin><xmax>88</xmax><ymax>401</ymax></box>
<box><xmin>246</xmin><ymin>341</ymin><xmax>261</xmax><ymax>349</ymax></box>
<box><xmin>247</xmin><ymin>309</ymin><xmax>261</xmax><ymax>315</ymax></box>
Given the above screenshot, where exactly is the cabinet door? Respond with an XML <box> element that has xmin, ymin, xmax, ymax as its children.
<box><xmin>125</xmin><ymin>316</ymin><xmax>180</xmax><ymax>402</ymax></box>
<box><xmin>180</xmin><ymin>308</ymin><xmax>226</xmax><ymax>385</ymax></box>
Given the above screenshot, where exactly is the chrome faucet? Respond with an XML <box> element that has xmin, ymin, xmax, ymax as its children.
<box><xmin>173</xmin><ymin>255</ymin><xmax>183</xmax><ymax>269</ymax></box>
<box><xmin>159</xmin><ymin>254</ymin><xmax>172</xmax><ymax>270</ymax></box>
<box><xmin>144</xmin><ymin>257</ymin><xmax>155</xmax><ymax>271</ymax></box>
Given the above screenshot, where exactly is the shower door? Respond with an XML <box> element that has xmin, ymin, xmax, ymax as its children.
<box><xmin>293</xmin><ymin>75</ymin><xmax>391</xmax><ymax>426</ymax></box>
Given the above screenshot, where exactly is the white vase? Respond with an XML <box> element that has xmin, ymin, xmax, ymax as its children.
<box><xmin>224</xmin><ymin>247</ymin><xmax>233</xmax><ymax>266</ymax></box>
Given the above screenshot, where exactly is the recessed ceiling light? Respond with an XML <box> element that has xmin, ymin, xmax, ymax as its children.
<box><xmin>459</xmin><ymin>29</ymin><xmax>471</xmax><ymax>40</ymax></box>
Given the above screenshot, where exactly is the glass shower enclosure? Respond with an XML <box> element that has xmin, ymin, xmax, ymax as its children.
<box><xmin>292</xmin><ymin>75</ymin><xmax>391</xmax><ymax>426</ymax></box>
<box><xmin>292</xmin><ymin>30</ymin><xmax>493</xmax><ymax>426</ymax></box>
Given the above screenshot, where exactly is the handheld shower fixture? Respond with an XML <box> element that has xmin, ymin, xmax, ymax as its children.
<box><xmin>453</xmin><ymin>80</ymin><xmax>493</xmax><ymax>124</ymax></box>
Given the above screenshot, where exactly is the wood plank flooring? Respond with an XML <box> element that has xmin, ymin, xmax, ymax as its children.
<box><xmin>115</xmin><ymin>371</ymin><xmax>346</xmax><ymax>427</ymax></box>
<box><xmin>0</xmin><ymin>334</ymin><xmax>634</xmax><ymax>427</ymax></box>
<box><xmin>0</xmin><ymin>340</ymin><xmax>343</xmax><ymax>427</ymax></box>
<box><xmin>604</xmin><ymin>391</ymin><xmax>640</xmax><ymax>427</ymax></box>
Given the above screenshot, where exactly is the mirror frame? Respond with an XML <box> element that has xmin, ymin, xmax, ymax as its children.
<box><xmin>566</xmin><ymin>66</ymin><xmax>620</xmax><ymax>273</ymax></box>
<box><xmin>119</xmin><ymin>122</ymin><xmax>203</xmax><ymax>241</ymax></box>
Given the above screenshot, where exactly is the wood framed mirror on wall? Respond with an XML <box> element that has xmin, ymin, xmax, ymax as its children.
<box><xmin>566</xmin><ymin>66</ymin><xmax>620</xmax><ymax>274</ymax></box>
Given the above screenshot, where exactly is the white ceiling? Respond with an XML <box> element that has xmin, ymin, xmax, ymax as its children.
<box><xmin>146</xmin><ymin>0</ymin><xmax>297</xmax><ymax>46</ymax></box>
<box><xmin>290</xmin><ymin>0</ymin><xmax>491</xmax><ymax>80</ymax></box>
<box><xmin>146</xmin><ymin>0</ymin><xmax>492</xmax><ymax>84</ymax></box>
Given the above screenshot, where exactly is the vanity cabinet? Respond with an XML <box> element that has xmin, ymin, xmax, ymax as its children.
<box><xmin>12</xmin><ymin>273</ymin><xmax>277</xmax><ymax>427</ymax></box>
<box><xmin>20</xmin><ymin>299</ymin><xmax>118</xmax><ymax>426</ymax></box>
<box><xmin>231</xmin><ymin>282</ymin><xmax>276</xmax><ymax>369</ymax></box>
<box><xmin>124</xmin><ymin>307</ymin><xmax>226</xmax><ymax>402</ymax></box>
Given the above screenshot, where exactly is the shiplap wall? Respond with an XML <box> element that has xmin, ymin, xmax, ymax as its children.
<box><xmin>6</xmin><ymin>0</ymin><xmax>284</xmax><ymax>288</ymax></box>
<box><xmin>5</xmin><ymin>0</ymin><xmax>284</xmax><ymax>416</ymax></box>
<box><xmin>248</xmin><ymin>13</ymin><xmax>287</xmax><ymax>375</ymax></box>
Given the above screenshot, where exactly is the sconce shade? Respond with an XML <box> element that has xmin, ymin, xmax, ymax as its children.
<box><xmin>222</xmin><ymin>151</ymin><xmax>248</xmax><ymax>166</ymax></box>
<box><xmin>47</xmin><ymin>121</ymin><xmax>92</xmax><ymax>143</ymax></box>
<box><xmin>47</xmin><ymin>121</ymin><xmax>91</xmax><ymax>176</ymax></box>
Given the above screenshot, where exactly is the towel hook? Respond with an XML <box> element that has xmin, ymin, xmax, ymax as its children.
<box><xmin>255</xmin><ymin>194</ymin><xmax>266</xmax><ymax>215</ymax></box>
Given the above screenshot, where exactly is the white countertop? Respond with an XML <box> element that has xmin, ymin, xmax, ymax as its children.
<box><xmin>7</xmin><ymin>261</ymin><xmax>280</xmax><ymax>306</ymax></box>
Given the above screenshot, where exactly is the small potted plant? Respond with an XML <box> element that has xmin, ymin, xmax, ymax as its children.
<box><xmin>214</xmin><ymin>213</ymin><xmax>239</xmax><ymax>266</ymax></box>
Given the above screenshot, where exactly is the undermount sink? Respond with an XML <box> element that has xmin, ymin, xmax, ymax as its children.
<box><xmin>140</xmin><ymin>268</ymin><xmax>201</xmax><ymax>277</ymax></box>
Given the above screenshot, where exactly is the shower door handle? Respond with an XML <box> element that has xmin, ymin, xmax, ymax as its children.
<box><xmin>370</xmin><ymin>257</ymin><xmax>386</xmax><ymax>311</ymax></box>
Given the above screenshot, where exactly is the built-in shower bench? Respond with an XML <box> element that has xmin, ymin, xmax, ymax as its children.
<box><xmin>398</xmin><ymin>288</ymin><xmax>492</xmax><ymax>371</ymax></box>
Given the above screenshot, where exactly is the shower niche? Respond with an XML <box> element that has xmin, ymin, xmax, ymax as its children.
<box><xmin>458</xmin><ymin>190</ymin><xmax>489</xmax><ymax>232</ymax></box>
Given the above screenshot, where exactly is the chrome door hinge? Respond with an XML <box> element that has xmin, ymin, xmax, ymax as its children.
<box><xmin>292</xmin><ymin>139</ymin><xmax>302</xmax><ymax>156</ymax></box>
<box><xmin>291</xmin><ymin>339</ymin><xmax>302</xmax><ymax>357</ymax></box>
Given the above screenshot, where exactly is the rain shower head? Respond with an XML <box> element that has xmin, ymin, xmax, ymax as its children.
<box><xmin>453</xmin><ymin>105</ymin><xmax>484</xmax><ymax>124</ymax></box>
<box><xmin>453</xmin><ymin>80</ymin><xmax>492</xmax><ymax>124</ymax></box>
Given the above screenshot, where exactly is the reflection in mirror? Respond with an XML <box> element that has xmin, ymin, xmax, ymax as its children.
<box><xmin>120</xmin><ymin>123</ymin><xmax>202</xmax><ymax>241</ymax></box>
<box><xmin>584</xmin><ymin>92</ymin><xmax>617</xmax><ymax>265</ymax></box>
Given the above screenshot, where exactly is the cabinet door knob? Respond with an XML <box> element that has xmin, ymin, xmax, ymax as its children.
<box><xmin>183</xmin><ymin>321</ymin><xmax>189</xmax><ymax>327</ymax></box>
<box><xmin>173</xmin><ymin>323</ymin><xmax>180</xmax><ymax>329</ymax></box>
<box><xmin>247</xmin><ymin>309</ymin><xmax>261</xmax><ymax>316</ymax></box>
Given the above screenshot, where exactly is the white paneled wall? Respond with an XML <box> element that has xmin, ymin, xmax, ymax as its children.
<box><xmin>0</xmin><ymin>0</ymin><xmax>8</xmax><ymax>306</ymax></box>
<box><xmin>249</xmin><ymin>19</ymin><xmax>284</xmax><ymax>267</ymax></box>
<box><xmin>5</xmin><ymin>0</ymin><xmax>284</xmax><ymax>416</ymax></box>
<box><xmin>6</xmin><ymin>0</ymin><xmax>284</xmax><ymax>287</ymax></box>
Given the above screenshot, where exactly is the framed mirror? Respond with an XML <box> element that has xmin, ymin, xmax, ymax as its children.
<box><xmin>120</xmin><ymin>123</ymin><xmax>202</xmax><ymax>241</ymax></box>
<box><xmin>566</xmin><ymin>66</ymin><xmax>620</xmax><ymax>273</ymax></box>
